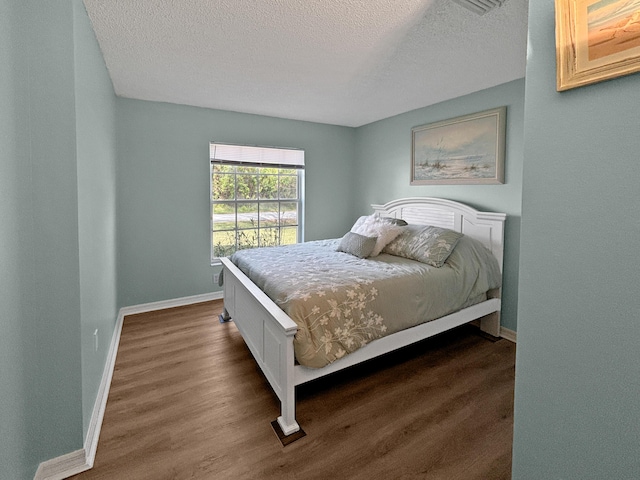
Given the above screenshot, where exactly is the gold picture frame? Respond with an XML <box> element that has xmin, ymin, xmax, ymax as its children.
<box><xmin>556</xmin><ymin>0</ymin><xmax>640</xmax><ymax>91</ymax></box>
<box><xmin>411</xmin><ymin>107</ymin><xmax>506</xmax><ymax>186</ymax></box>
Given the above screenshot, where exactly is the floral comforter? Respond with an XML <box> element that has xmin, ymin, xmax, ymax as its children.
<box><xmin>228</xmin><ymin>236</ymin><xmax>501</xmax><ymax>368</ymax></box>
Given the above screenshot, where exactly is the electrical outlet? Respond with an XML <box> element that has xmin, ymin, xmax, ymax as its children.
<box><xmin>93</xmin><ymin>329</ymin><xmax>99</xmax><ymax>352</ymax></box>
<box><xmin>213</xmin><ymin>273</ymin><xmax>220</xmax><ymax>284</ymax></box>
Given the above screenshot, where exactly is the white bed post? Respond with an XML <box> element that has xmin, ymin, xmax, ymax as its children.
<box><xmin>276</xmin><ymin>336</ymin><xmax>300</xmax><ymax>436</ymax></box>
<box><xmin>480</xmin><ymin>311</ymin><xmax>501</xmax><ymax>337</ymax></box>
<box><xmin>220</xmin><ymin>257</ymin><xmax>301</xmax><ymax>436</ymax></box>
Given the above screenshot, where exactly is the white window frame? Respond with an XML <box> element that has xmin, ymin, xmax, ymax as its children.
<box><xmin>210</xmin><ymin>143</ymin><xmax>305</xmax><ymax>264</ymax></box>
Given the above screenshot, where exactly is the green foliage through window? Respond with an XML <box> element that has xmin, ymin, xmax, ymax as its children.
<box><xmin>211</xmin><ymin>163</ymin><xmax>302</xmax><ymax>259</ymax></box>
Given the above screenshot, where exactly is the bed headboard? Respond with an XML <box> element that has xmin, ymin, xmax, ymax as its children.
<box><xmin>371</xmin><ymin>197</ymin><xmax>506</xmax><ymax>272</ymax></box>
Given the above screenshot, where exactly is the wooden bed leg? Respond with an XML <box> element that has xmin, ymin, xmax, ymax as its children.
<box><xmin>219</xmin><ymin>308</ymin><xmax>232</xmax><ymax>324</ymax></box>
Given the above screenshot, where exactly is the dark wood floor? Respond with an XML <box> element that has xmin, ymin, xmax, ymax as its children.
<box><xmin>70</xmin><ymin>300</ymin><xmax>516</xmax><ymax>480</ymax></box>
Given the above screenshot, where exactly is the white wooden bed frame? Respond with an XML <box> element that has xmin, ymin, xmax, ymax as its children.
<box><xmin>219</xmin><ymin>197</ymin><xmax>506</xmax><ymax>437</ymax></box>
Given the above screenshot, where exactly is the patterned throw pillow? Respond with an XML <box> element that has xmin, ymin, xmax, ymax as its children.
<box><xmin>336</xmin><ymin>231</ymin><xmax>378</xmax><ymax>258</ymax></box>
<box><xmin>350</xmin><ymin>214</ymin><xmax>406</xmax><ymax>256</ymax></box>
<box><xmin>382</xmin><ymin>225</ymin><xmax>463</xmax><ymax>267</ymax></box>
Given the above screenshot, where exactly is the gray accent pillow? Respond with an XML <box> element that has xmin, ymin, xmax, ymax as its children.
<box><xmin>382</xmin><ymin>225</ymin><xmax>463</xmax><ymax>267</ymax></box>
<box><xmin>350</xmin><ymin>215</ymin><xmax>406</xmax><ymax>256</ymax></box>
<box><xmin>337</xmin><ymin>231</ymin><xmax>377</xmax><ymax>259</ymax></box>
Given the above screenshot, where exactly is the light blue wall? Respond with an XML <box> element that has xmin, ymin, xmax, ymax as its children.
<box><xmin>73</xmin><ymin>0</ymin><xmax>119</xmax><ymax>438</ymax></box>
<box><xmin>1</xmin><ymin>1</ymin><xmax>118</xmax><ymax>477</ymax></box>
<box><xmin>512</xmin><ymin>1</ymin><xmax>640</xmax><ymax>479</ymax></box>
<box><xmin>0</xmin><ymin>1</ymin><xmax>33</xmax><ymax>477</ymax></box>
<box><xmin>116</xmin><ymin>99</ymin><xmax>355</xmax><ymax>308</ymax></box>
<box><xmin>1</xmin><ymin>0</ymin><xmax>85</xmax><ymax>478</ymax></box>
<box><xmin>354</xmin><ymin>79</ymin><xmax>525</xmax><ymax>331</ymax></box>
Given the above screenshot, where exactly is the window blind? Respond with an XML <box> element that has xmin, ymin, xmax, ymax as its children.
<box><xmin>210</xmin><ymin>143</ymin><xmax>305</xmax><ymax>169</ymax></box>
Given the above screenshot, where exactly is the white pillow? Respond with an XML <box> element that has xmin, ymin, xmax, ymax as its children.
<box><xmin>351</xmin><ymin>214</ymin><xmax>405</xmax><ymax>256</ymax></box>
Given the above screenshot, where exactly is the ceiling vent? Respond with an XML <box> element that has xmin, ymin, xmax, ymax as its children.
<box><xmin>451</xmin><ymin>0</ymin><xmax>507</xmax><ymax>15</ymax></box>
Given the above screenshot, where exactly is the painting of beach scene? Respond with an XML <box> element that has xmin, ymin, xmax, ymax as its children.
<box><xmin>588</xmin><ymin>0</ymin><xmax>640</xmax><ymax>61</ymax></box>
<box><xmin>411</xmin><ymin>107</ymin><xmax>506</xmax><ymax>185</ymax></box>
<box><xmin>556</xmin><ymin>0</ymin><xmax>640</xmax><ymax>90</ymax></box>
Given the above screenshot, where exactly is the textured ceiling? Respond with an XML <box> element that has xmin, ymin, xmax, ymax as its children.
<box><xmin>83</xmin><ymin>0</ymin><xmax>529</xmax><ymax>127</ymax></box>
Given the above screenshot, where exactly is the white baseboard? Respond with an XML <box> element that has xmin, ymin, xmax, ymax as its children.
<box><xmin>33</xmin><ymin>449</ymin><xmax>88</xmax><ymax>480</ymax></box>
<box><xmin>83</xmin><ymin>308</ymin><xmax>125</xmax><ymax>469</ymax></box>
<box><xmin>119</xmin><ymin>291</ymin><xmax>222</xmax><ymax>316</ymax></box>
<box><xmin>34</xmin><ymin>292</ymin><xmax>222</xmax><ymax>480</ymax></box>
<box><xmin>500</xmin><ymin>326</ymin><xmax>517</xmax><ymax>343</ymax></box>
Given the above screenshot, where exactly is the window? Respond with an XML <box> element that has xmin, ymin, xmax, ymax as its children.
<box><xmin>210</xmin><ymin>143</ymin><xmax>304</xmax><ymax>262</ymax></box>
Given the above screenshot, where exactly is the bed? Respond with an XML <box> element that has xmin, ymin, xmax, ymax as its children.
<box><xmin>219</xmin><ymin>197</ymin><xmax>506</xmax><ymax>438</ymax></box>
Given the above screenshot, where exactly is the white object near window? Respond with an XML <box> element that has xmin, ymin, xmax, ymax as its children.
<box><xmin>210</xmin><ymin>142</ymin><xmax>305</xmax><ymax>263</ymax></box>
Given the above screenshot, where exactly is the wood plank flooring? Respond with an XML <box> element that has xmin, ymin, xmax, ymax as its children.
<box><xmin>70</xmin><ymin>300</ymin><xmax>515</xmax><ymax>480</ymax></box>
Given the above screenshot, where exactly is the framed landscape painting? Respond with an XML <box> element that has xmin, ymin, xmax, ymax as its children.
<box><xmin>411</xmin><ymin>107</ymin><xmax>506</xmax><ymax>185</ymax></box>
<box><xmin>556</xmin><ymin>0</ymin><xmax>640</xmax><ymax>91</ymax></box>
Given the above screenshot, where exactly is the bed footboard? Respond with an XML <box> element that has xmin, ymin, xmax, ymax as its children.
<box><xmin>219</xmin><ymin>257</ymin><xmax>300</xmax><ymax>435</ymax></box>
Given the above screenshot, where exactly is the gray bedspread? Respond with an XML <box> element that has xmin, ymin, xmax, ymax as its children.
<box><xmin>229</xmin><ymin>235</ymin><xmax>501</xmax><ymax>368</ymax></box>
